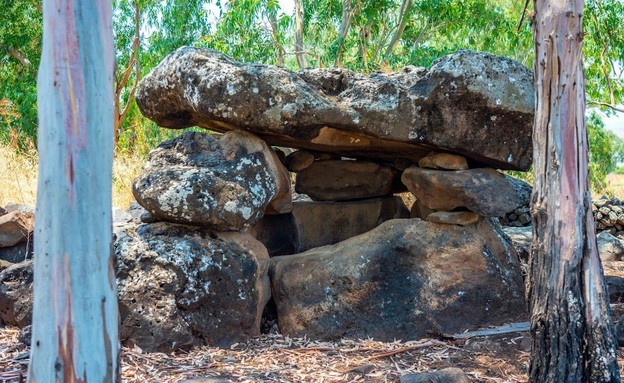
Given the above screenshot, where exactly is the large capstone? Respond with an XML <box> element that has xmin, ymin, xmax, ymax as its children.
<box><xmin>136</xmin><ymin>47</ymin><xmax>534</xmax><ymax>170</ymax></box>
<box><xmin>269</xmin><ymin>218</ymin><xmax>526</xmax><ymax>341</ymax></box>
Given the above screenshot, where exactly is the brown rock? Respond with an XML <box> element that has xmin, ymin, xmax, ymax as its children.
<box><xmin>418</xmin><ymin>152</ymin><xmax>469</xmax><ymax>170</ymax></box>
<box><xmin>269</xmin><ymin>218</ymin><xmax>525</xmax><ymax>341</ymax></box>
<box><xmin>401</xmin><ymin>167</ymin><xmax>527</xmax><ymax>217</ymax></box>
<box><xmin>0</xmin><ymin>211</ymin><xmax>34</xmax><ymax>247</ymax></box>
<box><xmin>136</xmin><ymin>47</ymin><xmax>534</xmax><ymax>170</ymax></box>
<box><xmin>264</xmin><ymin>144</ymin><xmax>293</xmax><ymax>215</ymax></box>
<box><xmin>410</xmin><ymin>199</ymin><xmax>436</xmax><ymax>220</ymax></box>
<box><xmin>295</xmin><ymin>160</ymin><xmax>401</xmax><ymax>201</ymax></box>
<box><xmin>426</xmin><ymin>211</ymin><xmax>483</xmax><ymax>226</ymax></box>
<box><xmin>285</xmin><ymin>150</ymin><xmax>315</xmax><ymax>172</ymax></box>
<box><xmin>252</xmin><ymin>196</ymin><xmax>409</xmax><ymax>256</ymax></box>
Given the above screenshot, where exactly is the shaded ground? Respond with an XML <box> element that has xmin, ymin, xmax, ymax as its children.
<box><xmin>2</xmin><ymin>316</ymin><xmax>624</xmax><ymax>382</ymax></box>
<box><xmin>1</xmin><ymin>326</ymin><xmax>531</xmax><ymax>382</ymax></box>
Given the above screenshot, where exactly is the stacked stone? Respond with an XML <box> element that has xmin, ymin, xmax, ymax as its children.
<box><xmin>593</xmin><ymin>197</ymin><xmax>624</xmax><ymax>236</ymax></box>
<box><xmin>122</xmin><ymin>46</ymin><xmax>539</xmax><ymax>346</ymax></box>
<box><xmin>114</xmin><ymin>129</ymin><xmax>294</xmax><ymax>350</ymax></box>
<box><xmin>400</xmin><ymin>153</ymin><xmax>532</xmax><ymax>227</ymax></box>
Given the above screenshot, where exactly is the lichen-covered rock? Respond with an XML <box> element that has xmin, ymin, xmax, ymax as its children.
<box><xmin>115</xmin><ymin>222</ymin><xmax>271</xmax><ymax>351</ymax></box>
<box><xmin>401</xmin><ymin>167</ymin><xmax>528</xmax><ymax>217</ymax></box>
<box><xmin>0</xmin><ymin>260</ymin><xmax>33</xmax><ymax>327</ymax></box>
<box><xmin>133</xmin><ymin>130</ymin><xmax>289</xmax><ymax>230</ymax></box>
<box><xmin>136</xmin><ymin>47</ymin><xmax>533</xmax><ymax>170</ymax></box>
<box><xmin>295</xmin><ymin>160</ymin><xmax>402</xmax><ymax>201</ymax></box>
<box><xmin>269</xmin><ymin>218</ymin><xmax>526</xmax><ymax>341</ymax></box>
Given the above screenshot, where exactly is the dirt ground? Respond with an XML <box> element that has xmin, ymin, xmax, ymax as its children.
<box><xmin>2</xmin><ymin>321</ymin><xmax>624</xmax><ymax>383</ymax></box>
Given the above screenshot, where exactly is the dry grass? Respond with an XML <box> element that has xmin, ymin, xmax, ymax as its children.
<box><xmin>0</xmin><ymin>146</ymin><xmax>38</xmax><ymax>207</ymax></box>
<box><xmin>1</xmin><ymin>327</ymin><xmax>533</xmax><ymax>383</ymax></box>
<box><xmin>606</xmin><ymin>173</ymin><xmax>624</xmax><ymax>200</ymax></box>
<box><xmin>0</xmin><ymin>145</ymin><xmax>145</xmax><ymax>210</ymax></box>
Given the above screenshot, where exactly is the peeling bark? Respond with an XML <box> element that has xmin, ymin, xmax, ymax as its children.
<box><xmin>27</xmin><ymin>0</ymin><xmax>119</xmax><ymax>382</ymax></box>
<box><xmin>529</xmin><ymin>1</ymin><xmax>620</xmax><ymax>382</ymax></box>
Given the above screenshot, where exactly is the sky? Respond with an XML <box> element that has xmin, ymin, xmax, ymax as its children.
<box><xmin>603</xmin><ymin>111</ymin><xmax>624</xmax><ymax>139</ymax></box>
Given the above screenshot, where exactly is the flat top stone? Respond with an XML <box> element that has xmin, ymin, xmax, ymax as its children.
<box><xmin>136</xmin><ymin>47</ymin><xmax>534</xmax><ymax>170</ymax></box>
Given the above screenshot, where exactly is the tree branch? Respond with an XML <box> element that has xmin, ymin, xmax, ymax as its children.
<box><xmin>588</xmin><ymin>101</ymin><xmax>624</xmax><ymax>113</ymax></box>
<box><xmin>334</xmin><ymin>0</ymin><xmax>356</xmax><ymax>67</ymax></box>
<box><xmin>1</xmin><ymin>46</ymin><xmax>31</xmax><ymax>67</ymax></box>
<box><xmin>385</xmin><ymin>0</ymin><xmax>413</xmax><ymax>56</ymax></box>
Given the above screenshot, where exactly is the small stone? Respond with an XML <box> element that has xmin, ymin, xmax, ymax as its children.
<box><xmin>508</xmin><ymin>213</ymin><xmax>518</xmax><ymax>221</ymax></box>
<box><xmin>426</xmin><ymin>211</ymin><xmax>483</xmax><ymax>226</ymax></box>
<box><xmin>601</xmin><ymin>218</ymin><xmax>615</xmax><ymax>227</ymax></box>
<box><xmin>595</xmin><ymin>199</ymin><xmax>608</xmax><ymax>208</ymax></box>
<box><xmin>596</xmin><ymin>212</ymin><xmax>603</xmax><ymax>220</ymax></box>
<box><xmin>418</xmin><ymin>152</ymin><xmax>469</xmax><ymax>170</ymax></box>
<box><xmin>285</xmin><ymin>150</ymin><xmax>315</xmax><ymax>172</ymax></box>
<box><xmin>400</xmin><ymin>368</ymin><xmax>470</xmax><ymax>383</ymax></box>
<box><xmin>610</xmin><ymin>211</ymin><xmax>619</xmax><ymax>222</ymax></box>
<box><xmin>599</xmin><ymin>207</ymin><xmax>611</xmax><ymax>216</ymax></box>
<box><xmin>612</xmin><ymin>205</ymin><xmax>623</xmax><ymax>214</ymax></box>
<box><xmin>140</xmin><ymin>210</ymin><xmax>159</xmax><ymax>223</ymax></box>
<box><xmin>518</xmin><ymin>213</ymin><xmax>531</xmax><ymax>225</ymax></box>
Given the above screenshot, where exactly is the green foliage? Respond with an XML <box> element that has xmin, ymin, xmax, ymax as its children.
<box><xmin>587</xmin><ymin>112</ymin><xmax>624</xmax><ymax>191</ymax></box>
<box><xmin>0</xmin><ymin>0</ymin><xmax>41</xmax><ymax>148</ymax></box>
<box><xmin>2</xmin><ymin>0</ymin><xmax>624</xmax><ymax>178</ymax></box>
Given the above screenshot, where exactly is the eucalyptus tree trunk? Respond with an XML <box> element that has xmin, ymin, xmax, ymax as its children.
<box><xmin>529</xmin><ymin>0</ymin><xmax>620</xmax><ymax>382</ymax></box>
<box><xmin>28</xmin><ymin>0</ymin><xmax>119</xmax><ymax>382</ymax></box>
<box><xmin>385</xmin><ymin>0</ymin><xmax>413</xmax><ymax>56</ymax></box>
<box><xmin>294</xmin><ymin>0</ymin><xmax>307</xmax><ymax>68</ymax></box>
<box><xmin>334</xmin><ymin>0</ymin><xmax>354</xmax><ymax>67</ymax></box>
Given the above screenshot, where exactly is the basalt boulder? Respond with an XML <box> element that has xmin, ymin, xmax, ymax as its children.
<box><xmin>401</xmin><ymin>167</ymin><xmax>529</xmax><ymax>217</ymax></box>
<box><xmin>115</xmin><ymin>222</ymin><xmax>271</xmax><ymax>351</ymax></box>
<box><xmin>132</xmin><ymin>130</ymin><xmax>290</xmax><ymax>231</ymax></box>
<box><xmin>295</xmin><ymin>160</ymin><xmax>402</xmax><ymax>201</ymax></box>
<box><xmin>136</xmin><ymin>47</ymin><xmax>533</xmax><ymax>170</ymax></box>
<box><xmin>269</xmin><ymin>218</ymin><xmax>526</xmax><ymax>341</ymax></box>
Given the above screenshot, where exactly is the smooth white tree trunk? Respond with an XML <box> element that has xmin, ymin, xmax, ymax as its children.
<box><xmin>28</xmin><ymin>0</ymin><xmax>119</xmax><ymax>382</ymax></box>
